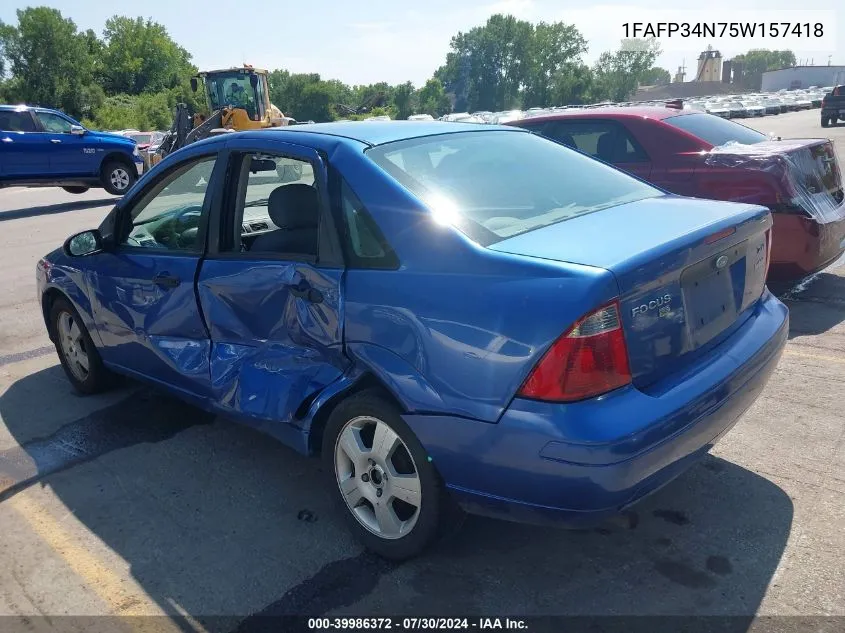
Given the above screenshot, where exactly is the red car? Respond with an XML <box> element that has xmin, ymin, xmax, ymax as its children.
<box><xmin>509</xmin><ymin>107</ymin><xmax>845</xmax><ymax>282</ymax></box>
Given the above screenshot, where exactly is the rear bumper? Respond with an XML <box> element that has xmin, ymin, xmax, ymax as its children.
<box><xmin>405</xmin><ymin>292</ymin><xmax>788</xmax><ymax>526</ymax></box>
<box><xmin>769</xmin><ymin>213</ymin><xmax>845</xmax><ymax>281</ymax></box>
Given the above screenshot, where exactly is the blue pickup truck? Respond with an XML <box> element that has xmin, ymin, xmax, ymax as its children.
<box><xmin>0</xmin><ymin>105</ymin><xmax>144</xmax><ymax>195</ymax></box>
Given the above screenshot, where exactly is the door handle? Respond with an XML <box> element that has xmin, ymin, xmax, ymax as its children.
<box><xmin>286</xmin><ymin>279</ymin><xmax>323</xmax><ymax>303</ymax></box>
<box><xmin>152</xmin><ymin>273</ymin><xmax>181</xmax><ymax>289</ymax></box>
<box><xmin>50</xmin><ymin>139</ymin><xmax>62</xmax><ymax>144</ymax></box>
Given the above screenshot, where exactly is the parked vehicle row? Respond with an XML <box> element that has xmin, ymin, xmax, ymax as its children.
<box><xmin>0</xmin><ymin>105</ymin><xmax>144</xmax><ymax>195</ymax></box>
<box><xmin>423</xmin><ymin>87</ymin><xmax>833</xmax><ymax>125</ymax></box>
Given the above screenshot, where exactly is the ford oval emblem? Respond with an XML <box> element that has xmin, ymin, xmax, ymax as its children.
<box><xmin>715</xmin><ymin>255</ymin><xmax>729</xmax><ymax>269</ymax></box>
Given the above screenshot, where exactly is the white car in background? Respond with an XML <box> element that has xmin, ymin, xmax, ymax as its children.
<box><xmin>407</xmin><ymin>114</ymin><xmax>435</xmax><ymax>121</ymax></box>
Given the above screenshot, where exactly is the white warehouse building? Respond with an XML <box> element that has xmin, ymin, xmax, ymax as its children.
<box><xmin>762</xmin><ymin>66</ymin><xmax>845</xmax><ymax>91</ymax></box>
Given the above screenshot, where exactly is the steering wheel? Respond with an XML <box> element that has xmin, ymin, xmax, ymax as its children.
<box><xmin>152</xmin><ymin>204</ymin><xmax>204</xmax><ymax>249</ymax></box>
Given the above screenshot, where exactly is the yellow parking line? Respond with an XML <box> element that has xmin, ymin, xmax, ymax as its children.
<box><xmin>7</xmin><ymin>493</ymin><xmax>198</xmax><ymax>632</ymax></box>
<box><xmin>783</xmin><ymin>348</ymin><xmax>845</xmax><ymax>364</ymax></box>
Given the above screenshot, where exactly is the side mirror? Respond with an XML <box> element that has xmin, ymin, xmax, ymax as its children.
<box><xmin>70</xmin><ymin>125</ymin><xmax>85</xmax><ymax>136</ymax></box>
<box><xmin>250</xmin><ymin>74</ymin><xmax>259</xmax><ymax>89</ymax></box>
<box><xmin>63</xmin><ymin>229</ymin><xmax>104</xmax><ymax>257</ymax></box>
<box><xmin>190</xmin><ymin>77</ymin><xmax>198</xmax><ymax>92</ymax></box>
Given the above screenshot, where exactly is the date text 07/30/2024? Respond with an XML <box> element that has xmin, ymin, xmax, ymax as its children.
<box><xmin>307</xmin><ymin>617</ymin><xmax>528</xmax><ymax>630</ymax></box>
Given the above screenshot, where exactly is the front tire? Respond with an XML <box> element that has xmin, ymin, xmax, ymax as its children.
<box><xmin>49</xmin><ymin>297</ymin><xmax>115</xmax><ymax>395</ymax></box>
<box><xmin>101</xmin><ymin>160</ymin><xmax>136</xmax><ymax>195</ymax></box>
<box><xmin>62</xmin><ymin>186</ymin><xmax>90</xmax><ymax>194</ymax></box>
<box><xmin>822</xmin><ymin>117</ymin><xmax>831</xmax><ymax>128</ymax></box>
<box><xmin>323</xmin><ymin>391</ymin><xmax>454</xmax><ymax>560</ymax></box>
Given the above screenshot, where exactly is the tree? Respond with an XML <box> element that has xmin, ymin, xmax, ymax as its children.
<box><xmin>298</xmin><ymin>82</ymin><xmax>336</xmax><ymax>122</ymax></box>
<box><xmin>416</xmin><ymin>78</ymin><xmax>451</xmax><ymax>116</ymax></box>
<box><xmin>732</xmin><ymin>49</ymin><xmax>796</xmax><ymax>89</ymax></box>
<box><xmin>548</xmin><ymin>63</ymin><xmax>594</xmax><ymax>105</ymax></box>
<box><xmin>639</xmin><ymin>67</ymin><xmax>671</xmax><ymax>86</ymax></box>
<box><xmin>436</xmin><ymin>14</ymin><xmax>588</xmax><ymax>112</ymax></box>
<box><xmin>99</xmin><ymin>16</ymin><xmax>195</xmax><ymax>95</ymax></box>
<box><xmin>0</xmin><ymin>8</ymin><xmax>99</xmax><ymax>118</ymax></box>
<box><xmin>436</xmin><ymin>14</ymin><xmax>536</xmax><ymax>112</ymax></box>
<box><xmin>592</xmin><ymin>38</ymin><xmax>661</xmax><ymax>102</ymax></box>
<box><xmin>523</xmin><ymin>22</ymin><xmax>587</xmax><ymax>107</ymax></box>
<box><xmin>392</xmin><ymin>81</ymin><xmax>416</xmax><ymax>119</ymax></box>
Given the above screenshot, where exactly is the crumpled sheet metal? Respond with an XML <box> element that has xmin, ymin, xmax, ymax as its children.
<box><xmin>706</xmin><ymin>140</ymin><xmax>845</xmax><ymax>224</ymax></box>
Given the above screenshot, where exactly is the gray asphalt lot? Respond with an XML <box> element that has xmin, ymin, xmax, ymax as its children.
<box><xmin>0</xmin><ymin>109</ymin><xmax>843</xmax><ymax>628</ymax></box>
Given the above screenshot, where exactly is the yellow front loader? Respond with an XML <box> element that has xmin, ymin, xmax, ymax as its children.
<box><xmin>153</xmin><ymin>65</ymin><xmax>287</xmax><ymax>165</ymax></box>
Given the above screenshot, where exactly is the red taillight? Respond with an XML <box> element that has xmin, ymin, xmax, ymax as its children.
<box><xmin>704</xmin><ymin>226</ymin><xmax>736</xmax><ymax>244</ymax></box>
<box><xmin>518</xmin><ymin>300</ymin><xmax>632</xmax><ymax>402</ymax></box>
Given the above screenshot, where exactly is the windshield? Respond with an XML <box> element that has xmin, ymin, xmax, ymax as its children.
<box><xmin>205</xmin><ymin>72</ymin><xmax>258</xmax><ymax>119</ymax></box>
<box><xmin>130</xmin><ymin>134</ymin><xmax>152</xmax><ymax>144</ymax></box>
<box><xmin>664</xmin><ymin>112</ymin><xmax>767</xmax><ymax>147</ymax></box>
<box><xmin>365</xmin><ymin>130</ymin><xmax>660</xmax><ymax>246</ymax></box>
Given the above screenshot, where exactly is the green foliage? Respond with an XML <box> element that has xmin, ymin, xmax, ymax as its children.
<box><xmin>592</xmin><ymin>38</ymin><xmax>662</xmax><ymax>102</ymax></box>
<box><xmin>100</xmin><ymin>16</ymin><xmax>195</xmax><ymax>95</ymax></box>
<box><xmin>435</xmin><ymin>14</ymin><xmax>588</xmax><ymax>112</ymax></box>
<box><xmin>416</xmin><ymin>78</ymin><xmax>451</xmax><ymax>117</ymax></box>
<box><xmin>732</xmin><ymin>49</ymin><xmax>796</xmax><ymax>89</ymax></box>
<box><xmin>0</xmin><ymin>8</ymin><xmax>99</xmax><ymax>119</ymax></box>
<box><xmin>640</xmin><ymin>67</ymin><xmax>671</xmax><ymax>86</ymax></box>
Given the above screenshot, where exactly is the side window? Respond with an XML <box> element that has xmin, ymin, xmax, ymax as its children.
<box><xmin>0</xmin><ymin>111</ymin><xmax>36</xmax><ymax>133</ymax></box>
<box><xmin>340</xmin><ymin>179</ymin><xmax>398</xmax><ymax>269</ymax></box>
<box><xmin>35</xmin><ymin>112</ymin><xmax>74</xmax><ymax>133</ymax></box>
<box><xmin>544</xmin><ymin>120</ymin><xmax>648</xmax><ymax>164</ymax></box>
<box><xmin>122</xmin><ymin>156</ymin><xmax>217</xmax><ymax>252</ymax></box>
<box><xmin>226</xmin><ymin>153</ymin><xmax>318</xmax><ymax>258</ymax></box>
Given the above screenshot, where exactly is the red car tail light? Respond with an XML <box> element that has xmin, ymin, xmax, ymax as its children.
<box><xmin>704</xmin><ymin>226</ymin><xmax>737</xmax><ymax>244</ymax></box>
<box><xmin>518</xmin><ymin>300</ymin><xmax>632</xmax><ymax>402</ymax></box>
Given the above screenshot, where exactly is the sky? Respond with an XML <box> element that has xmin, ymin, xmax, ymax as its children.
<box><xmin>2</xmin><ymin>0</ymin><xmax>843</xmax><ymax>86</ymax></box>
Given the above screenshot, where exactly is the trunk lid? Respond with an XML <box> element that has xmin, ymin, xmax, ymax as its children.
<box><xmin>489</xmin><ymin>195</ymin><xmax>772</xmax><ymax>389</ymax></box>
<box><xmin>707</xmin><ymin>139</ymin><xmax>844</xmax><ymax>223</ymax></box>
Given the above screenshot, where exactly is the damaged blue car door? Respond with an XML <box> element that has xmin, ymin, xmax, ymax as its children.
<box><xmin>196</xmin><ymin>140</ymin><xmax>348</xmax><ymax>446</ymax></box>
<box><xmin>88</xmin><ymin>153</ymin><xmax>223</xmax><ymax>398</ymax></box>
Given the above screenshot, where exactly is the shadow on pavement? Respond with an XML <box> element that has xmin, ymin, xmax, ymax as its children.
<box><xmin>775</xmin><ymin>272</ymin><xmax>845</xmax><ymax>339</ymax></box>
<box><xmin>0</xmin><ymin>197</ymin><xmax>116</xmax><ymax>222</ymax></box>
<box><xmin>0</xmin><ymin>367</ymin><xmax>794</xmax><ymax>630</ymax></box>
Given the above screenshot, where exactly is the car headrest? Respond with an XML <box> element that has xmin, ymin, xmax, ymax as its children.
<box><xmin>595</xmin><ymin>132</ymin><xmax>617</xmax><ymax>162</ymax></box>
<box><xmin>267</xmin><ymin>184</ymin><xmax>319</xmax><ymax>230</ymax></box>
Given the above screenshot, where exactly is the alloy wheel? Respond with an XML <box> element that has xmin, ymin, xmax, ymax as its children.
<box><xmin>334</xmin><ymin>416</ymin><xmax>422</xmax><ymax>540</ymax></box>
<box><xmin>110</xmin><ymin>167</ymin><xmax>131</xmax><ymax>191</ymax></box>
<box><xmin>57</xmin><ymin>311</ymin><xmax>90</xmax><ymax>382</ymax></box>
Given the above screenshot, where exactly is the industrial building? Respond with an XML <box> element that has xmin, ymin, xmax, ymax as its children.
<box><xmin>762</xmin><ymin>66</ymin><xmax>845</xmax><ymax>91</ymax></box>
<box><xmin>696</xmin><ymin>46</ymin><xmax>722</xmax><ymax>82</ymax></box>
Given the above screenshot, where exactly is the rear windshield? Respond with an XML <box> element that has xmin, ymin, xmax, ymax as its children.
<box><xmin>365</xmin><ymin>130</ymin><xmax>660</xmax><ymax>246</ymax></box>
<box><xmin>665</xmin><ymin>112</ymin><xmax>767</xmax><ymax>147</ymax></box>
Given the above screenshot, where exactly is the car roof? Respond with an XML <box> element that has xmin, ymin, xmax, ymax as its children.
<box><xmin>518</xmin><ymin>106</ymin><xmax>693</xmax><ymax>123</ymax></box>
<box><xmin>0</xmin><ymin>104</ymin><xmax>66</xmax><ymax>115</ymax></box>
<box><xmin>270</xmin><ymin>120</ymin><xmax>521</xmax><ymax>146</ymax></box>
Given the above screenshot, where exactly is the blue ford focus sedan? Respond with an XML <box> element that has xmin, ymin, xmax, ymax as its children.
<box><xmin>37</xmin><ymin>122</ymin><xmax>788</xmax><ymax>559</ymax></box>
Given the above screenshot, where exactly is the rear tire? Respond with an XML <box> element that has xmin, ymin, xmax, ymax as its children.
<box><xmin>62</xmin><ymin>186</ymin><xmax>90</xmax><ymax>194</ymax></box>
<box><xmin>49</xmin><ymin>297</ymin><xmax>116</xmax><ymax>395</ymax></box>
<box><xmin>322</xmin><ymin>390</ymin><xmax>459</xmax><ymax>560</ymax></box>
<box><xmin>101</xmin><ymin>160</ymin><xmax>136</xmax><ymax>195</ymax></box>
